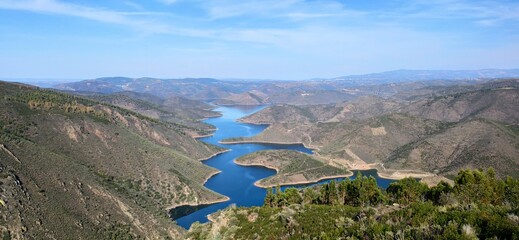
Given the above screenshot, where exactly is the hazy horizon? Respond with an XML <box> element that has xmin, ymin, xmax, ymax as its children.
<box><xmin>1</xmin><ymin>0</ymin><xmax>519</xmax><ymax>79</ymax></box>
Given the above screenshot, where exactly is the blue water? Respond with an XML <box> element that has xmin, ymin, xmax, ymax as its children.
<box><xmin>173</xmin><ymin>105</ymin><xmax>395</xmax><ymax>229</ymax></box>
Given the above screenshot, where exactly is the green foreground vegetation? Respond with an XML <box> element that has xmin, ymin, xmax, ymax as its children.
<box><xmin>188</xmin><ymin>169</ymin><xmax>519</xmax><ymax>239</ymax></box>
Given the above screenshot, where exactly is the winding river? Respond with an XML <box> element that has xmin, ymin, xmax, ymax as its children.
<box><xmin>171</xmin><ymin>105</ymin><xmax>395</xmax><ymax>229</ymax></box>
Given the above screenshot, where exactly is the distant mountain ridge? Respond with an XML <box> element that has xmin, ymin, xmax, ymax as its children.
<box><xmin>331</xmin><ymin>69</ymin><xmax>519</xmax><ymax>83</ymax></box>
<box><xmin>52</xmin><ymin>69</ymin><xmax>519</xmax><ymax>105</ymax></box>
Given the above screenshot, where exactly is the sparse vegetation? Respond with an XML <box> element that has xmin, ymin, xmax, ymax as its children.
<box><xmin>0</xmin><ymin>81</ymin><xmax>224</xmax><ymax>239</ymax></box>
<box><xmin>235</xmin><ymin>150</ymin><xmax>350</xmax><ymax>187</ymax></box>
<box><xmin>1</xmin><ymin>77</ymin><xmax>519</xmax><ymax>239</ymax></box>
<box><xmin>235</xmin><ymin>84</ymin><xmax>519</xmax><ymax>179</ymax></box>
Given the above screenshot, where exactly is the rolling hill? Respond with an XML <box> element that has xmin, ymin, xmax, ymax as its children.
<box><xmin>53</xmin><ymin>69</ymin><xmax>519</xmax><ymax>106</ymax></box>
<box><xmin>232</xmin><ymin>83</ymin><xmax>519</xmax><ymax>178</ymax></box>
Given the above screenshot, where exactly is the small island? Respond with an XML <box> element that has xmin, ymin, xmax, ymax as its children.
<box><xmin>234</xmin><ymin>150</ymin><xmax>351</xmax><ymax>187</ymax></box>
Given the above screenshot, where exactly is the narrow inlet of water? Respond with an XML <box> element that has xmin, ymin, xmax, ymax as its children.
<box><xmin>171</xmin><ymin>106</ymin><xmax>395</xmax><ymax>229</ymax></box>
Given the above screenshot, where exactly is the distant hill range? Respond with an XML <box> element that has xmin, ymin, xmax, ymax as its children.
<box><xmin>237</xmin><ymin>79</ymin><xmax>519</xmax><ymax>179</ymax></box>
<box><xmin>331</xmin><ymin>69</ymin><xmax>519</xmax><ymax>84</ymax></box>
<box><xmin>53</xmin><ymin>69</ymin><xmax>519</xmax><ymax>105</ymax></box>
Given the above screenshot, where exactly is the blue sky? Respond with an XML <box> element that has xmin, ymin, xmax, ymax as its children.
<box><xmin>1</xmin><ymin>0</ymin><xmax>518</xmax><ymax>80</ymax></box>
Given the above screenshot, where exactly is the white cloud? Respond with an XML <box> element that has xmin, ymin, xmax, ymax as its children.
<box><xmin>390</xmin><ymin>0</ymin><xmax>519</xmax><ymax>25</ymax></box>
<box><xmin>157</xmin><ymin>0</ymin><xmax>178</xmax><ymax>5</ymax></box>
<box><xmin>195</xmin><ymin>0</ymin><xmax>364</xmax><ymax>21</ymax></box>
<box><xmin>0</xmin><ymin>0</ymin><xmax>170</xmax><ymax>33</ymax></box>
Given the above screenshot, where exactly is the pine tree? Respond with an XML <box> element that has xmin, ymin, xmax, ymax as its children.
<box><xmin>264</xmin><ymin>187</ymin><xmax>275</xmax><ymax>207</ymax></box>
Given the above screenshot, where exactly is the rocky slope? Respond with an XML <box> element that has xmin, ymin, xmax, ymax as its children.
<box><xmin>232</xmin><ymin>83</ymin><xmax>519</xmax><ymax>179</ymax></box>
<box><xmin>0</xmin><ymin>81</ymin><xmax>225</xmax><ymax>239</ymax></box>
<box><xmin>403</xmin><ymin>87</ymin><xmax>519</xmax><ymax>123</ymax></box>
<box><xmin>80</xmin><ymin>91</ymin><xmax>219</xmax><ymax>136</ymax></box>
<box><xmin>385</xmin><ymin>119</ymin><xmax>519</xmax><ymax>178</ymax></box>
<box><xmin>240</xmin><ymin>96</ymin><xmax>401</xmax><ymax>124</ymax></box>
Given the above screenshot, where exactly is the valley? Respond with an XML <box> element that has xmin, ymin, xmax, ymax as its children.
<box><xmin>1</xmin><ymin>75</ymin><xmax>518</xmax><ymax>239</ymax></box>
<box><xmin>4</xmin><ymin>1</ymin><xmax>519</xmax><ymax>238</ymax></box>
<box><xmin>171</xmin><ymin>105</ymin><xmax>380</xmax><ymax>229</ymax></box>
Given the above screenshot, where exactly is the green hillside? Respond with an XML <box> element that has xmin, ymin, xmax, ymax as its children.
<box><xmin>0</xmin><ymin>81</ymin><xmax>225</xmax><ymax>239</ymax></box>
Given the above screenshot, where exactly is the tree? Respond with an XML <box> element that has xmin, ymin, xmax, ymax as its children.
<box><xmin>386</xmin><ymin>178</ymin><xmax>428</xmax><ymax>204</ymax></box>
<box><xmin>264</xmin><ymin>187</ymin><xmax>275</xmax><ymax>207</ymax></box>
<box><xmin>303</xmin><ymin>188</ymin><xmax>319</xmax><ymax>205</ymax></box>
<box><xmin>320</xmin><ymin>183</ymin><xmax>331</xmax><ymax>205</ymax></box>
<box><xmin>328</xmin><ymin>180</ymin><xmax>338</xmax><ymax>205</ymax></box>
<box><xmin>426</xmin><ymin>181</ymin><xmax>453</xmax><ymax>205</ymax></box>
<box><xmin>285</xmin><ymin>188</ymin><xmax>303</xmax><ymax>205</ymax></box>
<box><xmin>338</xmin><ymin>180</ymin><xmax>347</xmax><ymax>205</ymax></box>
<box><xmin>342</xmin><ymin>173</ymin><xmax>385</xmax><ymax>206</ymax></box>
<box><xmin>454</xmin><ymin>168</ymin><xmax>505</xmax><ymax>205</ymax></box>
<box><xmin>274</xmin><ymin>185</ymin><xmax>287</xmax><ymax>207</ymax></box>
<box><xmin>504</xmin><ymin>176</ymin><xmax>519</xmax><ymax>208</ymax></box>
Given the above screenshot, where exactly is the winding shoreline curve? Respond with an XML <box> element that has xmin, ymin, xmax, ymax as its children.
<box><xmin>235</xmin><ymin>158</ymin><xmax>353</xmax><ymax>188</ymax></box>
<box><xmin>219</xmin><ymin>139</ymin><xmax>320</xmax><ymax>151</ymax></box>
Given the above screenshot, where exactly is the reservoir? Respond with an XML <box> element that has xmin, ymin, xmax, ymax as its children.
<box><xmin>171</xmin><ymin>106</ymin><xmax>395</xmax><ymax>229</ymax></box>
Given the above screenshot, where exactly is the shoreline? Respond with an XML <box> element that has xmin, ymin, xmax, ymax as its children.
<box><xmin>231</xmin><ymin>113</ymin><xmax>440</xmax><ymax>184</ymax></box>
<box><xmin>192</xmin><ymin>131</ymin><xmax>217</xmax><ymax>139</ymax></box>
<box><xmin>167</xmin><ymin>168</ymin><xmax>231</xmax><ymax>212</ymax></box>
<box><xmin>347</xmin><ymin>162</ymin><xmax>436</xmax><ymax>180</ymax></box>
<box><xmin>197</xmin><ymin>149</ymin><xmax>231</xmax><ymax>162</ymax></box>
<box><xmin>234</xmin><ymin>159</ymin><xmax>354</xmax><ymax>188</ymax></box>
<box><xmin>167</xmin><ymin>196</ymin><xmax>230</xmax><ymax>212</ymax></box>
<box><xmin>233</xmin><ymin>159</ymin><xmax>281</xmax><ymax>173</ymax></box>
<box><xmin>219</xmin><ymin>139</ymin><xmax>320</xmax><ymax>151</ymax></box>
<box><xmin>229</xmin><ymin>116</ymin><xmax>322</xmax><ymax>151</ymax></box>
<box><xmin>236</xmin><ymin>119</ymin><xmax>272</xmax><ymax>126</ymax></box>
<box><xmin>253</xmin><ymin>173</ymin><xmax>353</xmax><ymax>188</ymax></box>
<box><xmin>375</xmin><ymin>169</ymin><xmax>436</xmax><ymax>180</ymax></box>
<box><xmin>235</xmin><ymin>158</ymin><xmax>437</xmax><ymax>188</ymax></box>
<box><xmin>193</xmin><ymin>131</ymin><xmax>216</xmax><ymax>139</ymax></box>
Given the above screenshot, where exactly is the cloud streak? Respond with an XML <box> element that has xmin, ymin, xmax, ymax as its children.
<box><xmin>1</xmin><ymin>0</ymin><xmax>517</xmax><ymax>40</ymax></box>
<box><xmin>0</xmin><ymin>0</ymin><xmax>171</xmax><ymax>33</ymax></box>
<box><xmin>1</xmin><ymin>0</ymin><xmax>518</xmax><ymax>79</ymax></box>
